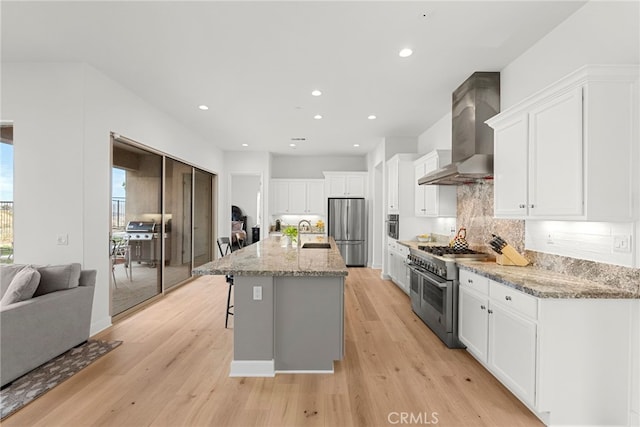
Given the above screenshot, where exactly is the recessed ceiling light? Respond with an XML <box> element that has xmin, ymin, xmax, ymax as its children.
<box><xmin>399</xmin><ymin>48</ymin><xmax>413</xmax><ymax>58</ymax></box>
<box><xmin>314</xmin><ymin>114</ymin><xmax>322</xmax><ymax>120</ymax></box>
<box><xmin>311</xmin><ymin>90</ymin><xmax>322</xmax><ymax>97</ymax></box>
<box><xmin>198</xmin><ymin>105</ymin><xmax>209</xmax><ymax>110</ymax></box>
<box><xmin>353</xmin><ymin>144</ymin><xmax>360</xmax><ymax>147</ymax></box>
<box><xmin>289</xmin><ymin>143</ymin><xmax>296</xmax><ymax>147</ymax></box>
<box><xmin>368</xmin><ymin>115</ymin><xmax>377</xmax><ymax>120</ymax></box>
<box><xmin>242</xmin><ymin>143</ymin><xmax>249</xmax><ymax>147</ymax></box>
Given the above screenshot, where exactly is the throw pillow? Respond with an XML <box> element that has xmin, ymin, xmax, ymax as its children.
<box><xmin>33</xmin><ymin>263</ymin><xmax>81</xmax><ymax>297</ymax></box>
<box><xmin>0</xmin><ymin>264</ymin><xmax>28</xmax><ymax>298</ymax></box>
<box><xmin>232</xmin><ymin>221</ymin><xmax>243</xmax><ymax>231</ymax></box>
<box><xmin>0</xmin><ymin>267</ymin><xmax>41</xmax><ymax>306</ymax></box>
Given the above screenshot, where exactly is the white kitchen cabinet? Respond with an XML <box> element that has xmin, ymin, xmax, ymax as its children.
<box><xmin>386</xmin><ymin>239</ymin><xmax>409</xmax><ymax>294</ymax></box>
<box><xmin>271</xmin><ymin>179</ymin><xmax>325</xmax><ymax>214</ymax></box>
<box><xmin>305</xmin><ymin>180</ymin><xmax>325</xmax><ymax>214</ymax></box>
<box><xmin>488</xmin><ymin>299</ymin><xmax>537</xmax><ymax>406</ymax></box>
<box><xmin>459</xmin><ymin>272</ymin><xmax>541</xmax><ymax>408</ymax></box>
<box><xmin>492</xmin><ymin>115</ymin><xmax>528</xmax><ymax>217</ymax></box>
<box><xmin>458</xmin><ymin>268</ymin><xmax>634</xmax><ymax>425</ymax></box>
<box><xmin>487</xmin><ymin>65</ymin><xmax>638</xmax><ymax>221</ymax></box>
<box><xmin>458</xmin><ymin>270</ymin><xmax>489</xmax><ymax>363</ymax></box>
<box><xmin>413</xmin><ymin>150</ymin><xmax>456</xmax><ymax>217</ymax></box>
<box><xmin>387</xmin><ymin>153</ymin><xmax>418</xmax><ymax>215</ymax></box>
<box><xmin>323</xmin><ymin>172</ymin><xmax>367</xmax><ymax>198</ymax></box>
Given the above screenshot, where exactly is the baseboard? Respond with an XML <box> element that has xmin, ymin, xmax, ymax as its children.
<box><xmin>229</xmin><ymin>360</ymin><xmax>275</xmax><ymax>377</ymax></box>
<box><xmin>275</xmin><ymin>369</ymin><xmax>334</xmax><ymax>375</ymax></box>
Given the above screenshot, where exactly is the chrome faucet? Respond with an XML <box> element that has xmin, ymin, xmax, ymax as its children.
<box><xmin>297</xmin><ymin>220</ymin><xmax>312</xmax><ymax>248</ymax></box>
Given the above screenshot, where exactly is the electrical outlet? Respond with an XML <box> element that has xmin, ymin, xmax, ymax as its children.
<box><xmin>253</xmin><ymin>286</ymin><xmax>262</xmax><ymax>301</ymax></box>
<box><xmin>56</xmin><ymin>234</ymin><xmax>69</xmax><ymax>245</ymax></box>
<box><xmin>546</xmin><ymin>234</ymin><xmax>554</xmax><ymax>245</ymax></box>
<box><xmin>613</xmin><ymin>235</ymin><xmax>632</xmax><ymax>253</ymax></box>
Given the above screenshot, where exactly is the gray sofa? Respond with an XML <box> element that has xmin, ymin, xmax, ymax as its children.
<box><xmin>0</xmin><ymin>263</ymin><xmax>96</xmax><ymax>387</ymax></box>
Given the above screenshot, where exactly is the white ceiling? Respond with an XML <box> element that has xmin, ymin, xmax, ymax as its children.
<box><xmin>1</xmin><ymin>1</ymin><xmax>586</xmax><ymax>155</ymax></box>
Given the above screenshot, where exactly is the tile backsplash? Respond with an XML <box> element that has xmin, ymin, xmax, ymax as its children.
<box><xmin>457</xmin><ymin>181</ymin><xmax>639</xmax><ymax>293</ymax></box>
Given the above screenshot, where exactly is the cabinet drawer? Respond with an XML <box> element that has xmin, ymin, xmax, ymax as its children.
<box><xmin>489</xmin><ymin>281</ymin><xmax>538</xmax><ymax>320</ymax></box>
<box><xmin>397</xmin><ymin>244</ymin><xmax>409</xmax><ymax>257</ymax></box>
<box><xmin>459</xmin><ymin>270</ymin><xmax>489</xmax><ymax>295</ymax></box>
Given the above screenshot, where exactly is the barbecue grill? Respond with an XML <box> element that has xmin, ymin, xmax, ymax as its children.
<box><xmin>125</xmin><ymin>221</ymin><xmax>159</xmax><ymax>266</ymax></box>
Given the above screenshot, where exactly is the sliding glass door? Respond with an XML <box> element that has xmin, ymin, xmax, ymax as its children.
<box><xmin>164</xmin><ymin>158</ymin><xmax>193</xmax><ymax>290</ymax></box>
<box><xmin>193</xmin><ymin>168</ymin><xmax>213</xmax><ymax>268</ymax></box>
<box><xmin>111</xmin><ymin>135</ymin><xmax>216</xmax><ymax>315</ymax></box>
<box><xmin>111</xmin><ymin>140</ymin><xmax>163</xmax><ymax>316</ymax></box>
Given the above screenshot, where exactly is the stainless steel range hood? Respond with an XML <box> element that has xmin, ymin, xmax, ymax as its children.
<box><xmin>419</xmin><ymin>72</ymin><xmax>500</xmax><ymax>185</ymax></box>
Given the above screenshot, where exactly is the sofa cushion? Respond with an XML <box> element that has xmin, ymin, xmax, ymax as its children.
<box><xmin>33</xmin><ymin>263</ymin><xmax>82</xmax><ymax>297</ymax></box>
<box><xmin>1</xmin><ymin>264</ymin><xmax>30</xmax><ymax>298</ymax></box>
<box><xmin>0</xmin><ymin>267</ymin><xmax>41</xmax><ymax>306</ymax></box>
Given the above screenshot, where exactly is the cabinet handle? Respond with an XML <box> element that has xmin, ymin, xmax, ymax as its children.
<box><xmin>505</xmin><ymin>295</ymin><xmax>512</xmax><ymax>301</ymax></box>
<box><xmin>468</xmin><ymin>279</ymin><xmax>473</xmax><ymax>284</ymax></box>
<box><xmin>530</xmin><ymin>204</ymin><xmax>535</xmax><ymax>208</ymax></box>
<box><xmin>488</xmin><ymin>309</ymin><xmax>493</xmax><ymax>314</ymax></box>
<box><xmin>480</xmin><ymin>305</ymin><xmax>486</xmax><ymax>310</ymax></box>
<box><xmin>519</xmin><ymin>204</ymin><xmax>526</xmax><ymax>209</ymax></box>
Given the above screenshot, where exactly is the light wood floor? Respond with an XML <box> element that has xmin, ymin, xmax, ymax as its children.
<box><xmin>4</xmin><ymin>268</ymin><xmax>542</xmax><ymax>427</ymax></box>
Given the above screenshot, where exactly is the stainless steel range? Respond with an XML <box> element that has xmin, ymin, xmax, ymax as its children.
<box><xmin>408</xmin><ymin>245</ymin><xmax>488</xmax><ymax>348</ymax></box>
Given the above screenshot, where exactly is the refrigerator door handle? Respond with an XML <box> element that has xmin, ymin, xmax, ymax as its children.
<box><xmin>346</xmin><ymin>204</ymin><xmax>349</xmax><ymax>238</ymax></box>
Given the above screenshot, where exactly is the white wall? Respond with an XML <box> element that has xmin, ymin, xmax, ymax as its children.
<box><xmin>271</xmin><ymin>155</ymin><xmax>366</xmax><ymax>179</ymax></box>
<box><xmin>501</xmin><ymin>1</ymin><xmax>640</xmax><ymax>110</ymax></box>
<box><xmin>417</xmin><ymin>112</ymin><xmax>452</xmax><ymax>154</ymax></box>
<box><xmin>2</xmin><ymin>62</ymin><xmax>225</xmax><ymax>335</ymax></box>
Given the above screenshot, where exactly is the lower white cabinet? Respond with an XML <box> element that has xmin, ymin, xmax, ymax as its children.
<box><xmin>459</xmin><ymin>268</ymin><xmax>635</xmax><ymax>426</ymax></box>
<box><xmin>386</xmin><ymin>240</ymin><xmax>409</xmax><ymax>294</ymax></box>
<box><xmin>459</xmin><ymin>274</ymin><xmax>536</xmax><ymax>407</ymax></box>
<box><xmin>487</xmin><ymin>301</ymin><xmax>537</xmax><ymax>406</ymax></box>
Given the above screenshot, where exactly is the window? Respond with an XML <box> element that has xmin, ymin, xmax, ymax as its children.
<box><xmin>0</xmin><ymin>125</ymin><xmax>13</xmax><ymax>264</ymax></box>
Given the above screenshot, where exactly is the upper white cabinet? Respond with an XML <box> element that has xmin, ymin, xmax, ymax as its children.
<box><xmin>386</xmin><ymin>156</ymin><xmax>399</xmax><ymax>213</ymax></box>
<box><xmin>387</xmin><ymin>154</ymin><xmax>418</xmax><ymax>214</ymax></box>
<box><xmin>323</xmin><ymin>172</ymin><xmax>367</xmax><ymax>198</ymax></box>
<box><xmin>271</xmin><ymin>179</ymin><xmax>325</xmax><ymax>214</ymax></box>
<box><xmin>487</xmin><ymin>65</ymin><xmax>639</xmax><ymax>221</ymax></box>
<box><xmin>413</xmin><ymin>150</ymin><xmax>456</xmax><ymax>217</ymax></box>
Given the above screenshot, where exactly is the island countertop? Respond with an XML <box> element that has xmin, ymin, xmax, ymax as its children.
<box><xmin>192</xmin><ymin>236</ymin><xmax>349</xmax><ymax>277</ymax></box>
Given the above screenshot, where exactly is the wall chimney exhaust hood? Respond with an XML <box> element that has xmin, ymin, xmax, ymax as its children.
<box><xmin>419</xmin><ymin>72</ymin><xmax>500</xmax><ymax>185</ymax></box>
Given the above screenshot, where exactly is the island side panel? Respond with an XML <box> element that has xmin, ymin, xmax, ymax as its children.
<box><xmin>233</xmin><ymin>276</ymin><xmax>274</xmax><ymax>362</ymax></box>
<box><xmin>274</xmin><ymin>276</ymin><xmax>344</xmax><ymax>372</ymax></box>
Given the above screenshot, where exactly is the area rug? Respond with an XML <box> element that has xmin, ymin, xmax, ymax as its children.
<box><xmin>0</xmin><ymin>339</ymin><xmax>122</xmax><ymax>420</ymax></box>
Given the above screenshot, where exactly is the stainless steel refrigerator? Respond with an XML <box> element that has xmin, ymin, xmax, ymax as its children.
<box><xmin>328</xmin><ymin>198</ymin><xmax>366</xmax><ymax>267</ymax></box>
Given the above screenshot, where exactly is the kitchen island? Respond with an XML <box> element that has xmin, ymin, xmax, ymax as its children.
<box><xmin>193</xmin><ymin>236</ymin><xmax>348</xmax><ymax>377</ymax></box>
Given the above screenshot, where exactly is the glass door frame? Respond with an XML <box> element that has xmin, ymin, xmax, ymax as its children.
<box><xmin>110</xmin><ymin>132</ymin><xmax>217</xmax><ymax>316</ymax></box>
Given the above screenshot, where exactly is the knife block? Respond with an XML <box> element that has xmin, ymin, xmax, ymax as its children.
<box><xmin>496</xmin><ymin>245</ymin><xmax>529</xmax><ymax>266</ymax></box>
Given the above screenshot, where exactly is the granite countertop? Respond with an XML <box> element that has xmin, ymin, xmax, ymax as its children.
<box><xmin>192</xmin><ymin>236</ymin><xmax>348</xmax><ymax>277</ymax></box>
<box><xmin>456</xmin><ymin>260</ymin><xmax>638</xmax><ymax>299</ymax></box>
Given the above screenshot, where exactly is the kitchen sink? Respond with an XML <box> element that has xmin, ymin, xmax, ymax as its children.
<box><xmin>301</xmin><ymin>242</ymin><xmax>331</xmax><ymax>249</ymax></box>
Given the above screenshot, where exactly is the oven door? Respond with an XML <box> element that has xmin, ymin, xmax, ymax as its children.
<box><xmin>409</xmin><ymin>265</ymin><xmax>453</xmax><ymax>333</ymax></box>
<box><xmin>386</xmin><ymin>220</ymin><xmax>399</xmax><ymax>239</ymax></box>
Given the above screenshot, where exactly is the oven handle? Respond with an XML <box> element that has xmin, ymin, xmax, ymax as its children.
<box><xmin>409</xmin><ymin>264</ymin><xmax>449</xmax><ymax>289</ymax></box>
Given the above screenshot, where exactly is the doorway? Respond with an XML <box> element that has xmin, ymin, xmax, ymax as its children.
<box><xmin>230</xmin><ymin>173</ymin><xmax>262</xmax><ymax>246</ymax></box>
